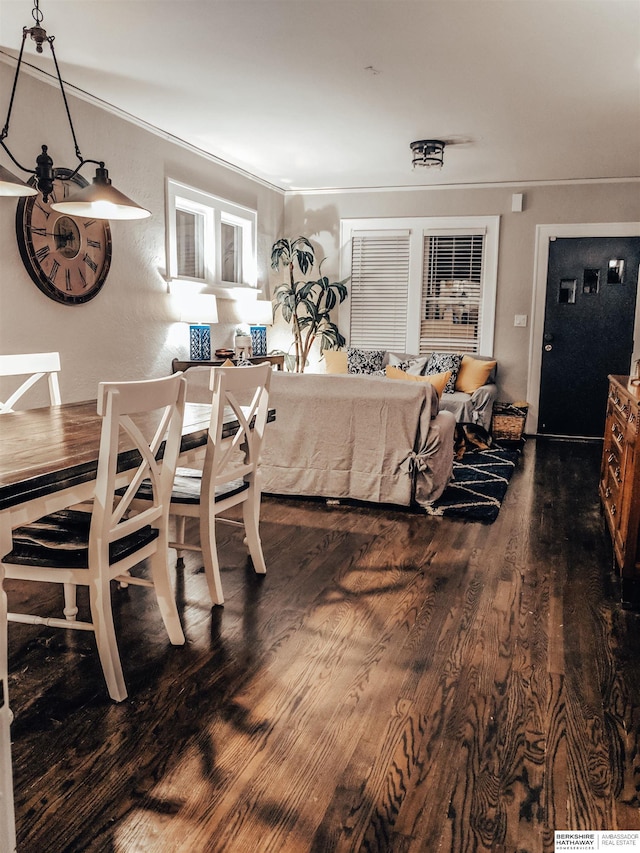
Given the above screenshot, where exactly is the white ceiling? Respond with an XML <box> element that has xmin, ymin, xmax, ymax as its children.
<box><xmin>0</xmin><ymin>0</ymin><xmax>639</xmax><ymax>192</ymax></box>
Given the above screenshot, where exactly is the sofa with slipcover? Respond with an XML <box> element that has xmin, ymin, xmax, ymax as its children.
<box><xmin>260</xmin><ymin>369</ymin><xmax>456</xmax><ymax>509</ymax></box>
<box><xmin>322</xmin><ymin>348</ymin><xmax>498</xmax><ymax>431</ymax></box>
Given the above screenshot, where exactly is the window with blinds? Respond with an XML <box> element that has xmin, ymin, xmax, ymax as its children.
<box><xmin>340</xmin><ymin>216</ymin><xmax>498</xmax><ymax>356</ymax></box>
<box><xmin>420</xmin><ymin>233</ymin><xmax>485</xmax><ymax>354</ymax></box>
<box><xmin>176</xmin><ymin>208</ymin><xmax>205</xmax><ymax>280</ymax></box>
<box><xmin>349</xmin><ymin>232</ymin><xmax>410</xmax><ymax>350</ymax></box>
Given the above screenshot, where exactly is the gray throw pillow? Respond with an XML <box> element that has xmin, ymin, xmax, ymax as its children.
<box><xmin>388</xmin><ymin>353</ymin><xmax>429</xmax><ymax>375</ymax></box>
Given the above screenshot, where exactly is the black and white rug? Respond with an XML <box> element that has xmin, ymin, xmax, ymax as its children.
<box><xmin>426</xmin><ymin>445</ymin><xmax>521</xmax><ymax>523</ymax></box>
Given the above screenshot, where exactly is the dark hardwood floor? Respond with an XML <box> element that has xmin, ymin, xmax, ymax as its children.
<box><xmin>6</xmin><ymin>437</ymin><xmax>640</xmax><ymax>852</ymax></box>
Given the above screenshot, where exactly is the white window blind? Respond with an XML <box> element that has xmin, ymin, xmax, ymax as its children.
<box><xmin>176</xmin><ymin>208</ymin><xmax>205</xmax><ymax>279</ymax></box>
<box><xmin>341</xmin><ymin>216</ymin><xmax>498</xmax><ymax>356</ymax></box>
<box><xmin>349</xmin><ymin>232</ymin><xmax>410</xmax><ymax>350</ymax></box>
<box><xmin>420</xmin><ymin>232</ymin><xmax>485</xmax><ymax>354</ymax></box>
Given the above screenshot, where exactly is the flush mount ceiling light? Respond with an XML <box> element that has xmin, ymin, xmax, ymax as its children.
<box><xmin>410</xmin><ymin>139</ymin><xmax>445</xmax><ymax>169</ymax></box>
<box><xmin>0</xmin><ymin>0</ymin><xmax>150</xmax><ymax>219</ymax></box>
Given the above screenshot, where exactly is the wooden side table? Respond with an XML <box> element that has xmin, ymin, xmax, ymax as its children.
<box><xmin>172</xmin><ymin>355</ymin><xmax>285</xmax><ymax>373</ymax></box>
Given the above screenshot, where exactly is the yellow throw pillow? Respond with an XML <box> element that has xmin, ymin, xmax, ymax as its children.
<box><xmin>323</xmin><ymin>349</ymin><xmax>348</xmax><ymax>374</ymax></box>
<box><xmin>221</xmin><ymin>358</ymin><xmax>235</xmax><ymax>367</ymax></box>
<box><xmin>455</xmin><ymin>355</ymin><xmax>497</xmax><ymax>393</ymax></box>
<box><xmin>385</xmin><ymin>365</ymin><xmax>451</xmax><ymax>399</ymax></box>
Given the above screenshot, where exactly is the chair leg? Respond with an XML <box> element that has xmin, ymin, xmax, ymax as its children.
<box><xmin>88</xmin><ymin>575</ymin><xmax>127</xmax><ymax>702</ymax></box>
<box><xmin>63</xmin><ymin>583</ymin><xmax>78</xmax><ymax>621</ymax></box>
<box><xmin>242</xmin><ymin>483</ymin><xmax>267</xmax><ymax>575</ymax></box>
<box><xmin>200</xmin><ymin>505</ymin><xmax>225</xmax><ymax>606</ymax></box>
<box><xmin>148</xmin><ymin>542</ymin><xmax>185</xmax><ymax>646</ymax></box>
<box><xmin>174</xmin><ymin>515</ymin><xmax>187</xmax><ymax>568</ymax></box>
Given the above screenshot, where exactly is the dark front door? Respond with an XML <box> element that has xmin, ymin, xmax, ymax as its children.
<box><xmin>538</xmin><ymin>236</ymin><xmax>640</xmax><ymax>437</ymax></box>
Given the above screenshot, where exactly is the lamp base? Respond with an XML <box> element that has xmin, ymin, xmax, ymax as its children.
<box><xmin>189</xmin><ymin>324</ymin><xmax>212</xmax><ymax>361</ymax></box>
<box><xmin>250</xmin><ymin>325</ymin><xmax>267</xmax><ymax>357</ymax></box>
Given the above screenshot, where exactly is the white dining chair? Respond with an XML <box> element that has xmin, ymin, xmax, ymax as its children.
<box><xmin>133</xmin><ymin>363</ymin><xmax>272</xmax><ymax>606</ymax></box>
<box><xmin>2</xmin><ymin>373</ymin><xmax>187</xmax><ymax>702</ymax></box>
<box><xmin>0</xmin><ymin>352</ymin><xmax>62</xmax><ymax>413</ymax></box>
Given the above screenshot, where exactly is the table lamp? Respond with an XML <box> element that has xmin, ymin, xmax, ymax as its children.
<box><xmin>179</xmin><ymin>294</ymin><xmax>219</xmax><ymax>360</ymax></box>
<box><xmin>247</xmin><ymin>300</ymin><xmax>274</xmax><ymax>357</ymax></box>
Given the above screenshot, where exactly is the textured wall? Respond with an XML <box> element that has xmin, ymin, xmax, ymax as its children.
<box><xmin>0</xmin><ymin>62</ymin><xmax>284</xmax><ymax>406</ymax></box>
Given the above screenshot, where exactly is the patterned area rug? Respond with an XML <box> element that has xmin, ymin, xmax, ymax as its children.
<box><xmin>426</xmin><ymin>445</ymin><xmax>521</xmax><ymax>523</ymax></box>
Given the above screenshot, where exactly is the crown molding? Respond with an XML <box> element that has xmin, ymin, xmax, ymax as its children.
<box><xmin>0</xmin><ymin>51</ymin><xmax>286</xmax><ymax>196</ymax></box>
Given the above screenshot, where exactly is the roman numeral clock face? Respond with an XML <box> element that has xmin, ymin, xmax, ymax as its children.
<box><xmin>16</xmin><ymin>169</ymin><xmax>112</xmax><ymax>305</ymax></box>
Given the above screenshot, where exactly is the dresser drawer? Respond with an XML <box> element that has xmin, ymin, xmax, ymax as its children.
<box><xmin>601</xmin><ymin>466</ymin><xmax>623</xmax><ymax>533</ymax></box>
<box><xmin>608</xmin><ymin>386</ymin><xmax>640</xmax><ymax>442</ymax></box>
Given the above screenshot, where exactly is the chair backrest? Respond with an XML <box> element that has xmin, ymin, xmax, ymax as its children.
<box><xmin>204</xmin><ymin>363</ymin><xmax>271</xmax><ymax>490</ymax></box>
<box><xmin>91</xmin><ymin>373</ymin><xmax>187</xmax><ymax>556</ymax></box>
<box><xmin>183</xmin><ymin>365</ymin><xmax>219</xmax><ymax>404</ymax></box>
<box><xmin>0</xmin><ymin>352</ymin><xmax>62</xmax><ymax>413</ymax></box>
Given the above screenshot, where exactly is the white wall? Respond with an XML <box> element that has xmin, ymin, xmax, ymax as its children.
<box><xmin>282</xmin><ymin>183</ymin><xmax>640</xmax><ymax>402</ymax></box>
<box><xmin>0</xmin><ymin>63</ymin><xmax>284</xmax><ymax>407</ymax></box>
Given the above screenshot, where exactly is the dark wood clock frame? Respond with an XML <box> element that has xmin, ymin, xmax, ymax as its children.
<box><xmin>15</xmin><ymin>168</ymin><xmax>113</xmax><ymax>305</ymax></box>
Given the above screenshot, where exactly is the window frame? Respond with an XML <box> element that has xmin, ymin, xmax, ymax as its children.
<box><xmin>340</xmin><ymin>215</ymin><xmax>500</xmax><ymax>355</ymax></box>
<box><xmin>166</xmin><ymin>179</ymin><xmax>257</xmax><ymax>295</ymax></box>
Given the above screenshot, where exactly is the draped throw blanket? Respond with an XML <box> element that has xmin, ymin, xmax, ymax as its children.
<box><xmin>260</xmin><ymin>372</ymin><xmax>455</xmax><ymax>508</ymax></box>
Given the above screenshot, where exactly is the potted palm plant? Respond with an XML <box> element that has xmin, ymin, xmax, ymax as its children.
<box><xmin>271</xmin><ymin>237</ymin><xmax>348</xmax><ymax>373</ymax></box>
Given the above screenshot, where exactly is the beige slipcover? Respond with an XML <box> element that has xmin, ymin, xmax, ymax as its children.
<box><xmin>260</xmin><ymin>372</ymin><xmax>455</xmax><ymax>508</ymax></box>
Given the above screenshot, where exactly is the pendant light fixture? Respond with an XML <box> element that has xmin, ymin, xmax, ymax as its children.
<box><xmin>0</xmin><ymin>0</ymin><xmax>150</xmax><ymax>220</ymax></box>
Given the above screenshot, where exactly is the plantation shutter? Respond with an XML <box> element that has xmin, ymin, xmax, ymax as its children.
<box><xmin>176</xmin><ymin>208</ymin><xmax>205</xmax><ymax>280</ymax></box>
<box><xmin>349</xmin><ymin>231</ymin><xmax>410</xmax><ymax>350</ymax></box>
<box><xmin>420</xmin><ymin>231</ymin><xmax>485</xmax><ymax>354</ymax></box>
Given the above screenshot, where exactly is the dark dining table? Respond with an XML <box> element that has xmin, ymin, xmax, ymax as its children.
<box><xmin>0</xmin><ymin>398</ymin><xmax>274</xmax><ymax>850</ymax></box>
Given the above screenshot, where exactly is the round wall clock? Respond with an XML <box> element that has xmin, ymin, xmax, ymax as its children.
<box><xmin>15</xmin><ymin>168</ymin><xmax>112</xmax><ymax>305</ymax></box>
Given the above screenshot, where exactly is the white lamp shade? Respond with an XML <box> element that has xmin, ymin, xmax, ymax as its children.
<box><xmin>50</xmin><ymin>166</ymin><xmax>151</xmax><ymax>220</ymax></box>
<box><xmin>0</xmin><ymin>164</ymin><xmax>38</xmax><ymax>197</ymax></box>
<box><xmin>246</xmin><ymin>300</ymin><xmax>274</xmax><ymax>325</ymax></box>
<box><xmin>179</xmin><ymin>294</ymin><xmax>219</xmax><ymax>324</ymax></box>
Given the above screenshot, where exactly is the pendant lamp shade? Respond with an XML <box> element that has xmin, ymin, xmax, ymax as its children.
<box><xmin>50</xmin><ymin>165</ymin><xmax>151</xmax><ymax>220</ymax></box>
<box><xmin>1</xmin><ymin>2</ymin><xmax>150</xmax><ymax>219</ymax></box>
<box><xmin>0</xmin><ymin>164</ymin><xmax>38</xmax><ymax>197</ymax></box>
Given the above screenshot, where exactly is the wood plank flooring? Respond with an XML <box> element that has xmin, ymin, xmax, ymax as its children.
<box><xmin>6</xmin><ymin>437</ymin><xmax>640</xmax><ymax>851</ymax></box>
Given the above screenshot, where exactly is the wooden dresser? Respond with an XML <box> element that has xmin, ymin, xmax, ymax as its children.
<box><xmin>600</xmin><ymin>375</ymin><xmax>640</xmax><ymax>601</ymax></box>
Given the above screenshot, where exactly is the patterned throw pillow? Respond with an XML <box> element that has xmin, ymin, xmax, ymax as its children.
<box><xmin>347</xmin><ymin>348</ymin><xmax>385</xmax><ymax>375</ymax></box>
<box><xmin>425</xmin><ymin>352</ymin><xmax>463</xmax><ymax>394</ymax></box>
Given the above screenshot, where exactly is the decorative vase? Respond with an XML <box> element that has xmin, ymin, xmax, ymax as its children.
<box><xmin>234</xmin><ymin>334</ymin><xmax>253</xmax><ymax>360</ymax></box>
